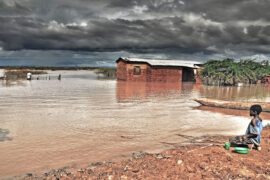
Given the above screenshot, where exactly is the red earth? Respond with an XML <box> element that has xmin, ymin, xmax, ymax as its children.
<box><xmin>23</xmin><ymin>126</ymin><xmax>270</xmax><ymax>180</ymax></box>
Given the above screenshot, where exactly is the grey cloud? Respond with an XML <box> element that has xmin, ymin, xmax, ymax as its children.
<box><xmin>183</xmin><ymin>0</ymin><xmax>270</xmax><ymax>22</ymax></box>
<box><xmin>0</xmin><ymin>0</ymin><xmax>269</xmax><ymax>64</ymax></box>
<box><xmin>107</xmin><ymin>0</ymin><xmax>270</xmax><ymax>23</ymax></box>
<box><xmin>1</xmin><ymin>15</ymin><xmax>270</xmax><ymax>55</ymax></box>
<box><xmin>0</xmin><ymin>0</ymin><xmax>32</xmax><ymax>15</ymax></box>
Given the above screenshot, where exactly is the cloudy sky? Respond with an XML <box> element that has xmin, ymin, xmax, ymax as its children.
<box><xmin>0</xmin><ymin>0</ymin><xmax>270</xmax><ymax>67</ymax></box>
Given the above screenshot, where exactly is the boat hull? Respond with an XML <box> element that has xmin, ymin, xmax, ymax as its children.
<box><xmin>193</xmin><ymin>98</ymin><xmax>270</xmax><ymax>112</ymax></box>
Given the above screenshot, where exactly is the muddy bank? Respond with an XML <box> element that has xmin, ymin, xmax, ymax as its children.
<box><xmin>21</xmin><ymin>126</ymin><xmax>270</xmax><ymax>179</ymax></box>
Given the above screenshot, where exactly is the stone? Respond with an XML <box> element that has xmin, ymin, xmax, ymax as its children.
<box><xmin>121</xmin><ymin>175</ymin><xmax>128</xmax><ymax>180</ymax></box>
<box><xmin>77</xmin><ymin>169</ymin><xmax>85</xmax><ymax>173</ymax></box>
<box><xmin>177</xmin><ymin>160</ymin><xmax>183</xmax><ymax>165</ymax></box>
<box><xmin>123</xmin><ymin>165</ymin><xmax>129</xmax><ymax>171</ymax></box>
<box><xmin>87</xmin><ymin>169</ymin><xmax>94</xmax><ymax>174</ymax></box>
<box><xmin>132</xmin><ymin>169</ymin><xmax>140</xmax><ymax>173</ymax></box>
<box><xmin>26</xmin><ymin>173</ymin><xmax>33</xmax><ymax>177</ymax></box>
<box><xmin>91</xmin><ymin>162</ymin><xmax>103</xmax><ymax>166</ymax></box>
<box><xmin>256</xmin><ymin>174</ymin><xmax>269</xmax><ymax>179</ymax></box>
<box><xmin>236</xmin><ymin>167</ymin><xmax>254</xmax><ymax>178</ymax></box>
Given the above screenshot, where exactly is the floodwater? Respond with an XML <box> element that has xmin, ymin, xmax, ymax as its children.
<box><xmin>0</xmin><ymin>70</ymin><xmax>269</xmax><ymax>178</ymax></box>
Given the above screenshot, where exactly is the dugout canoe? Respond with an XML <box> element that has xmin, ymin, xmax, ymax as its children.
<box><xmin>193</xmin><ymin>98</ymin><xmax>270</xmax><ymax>112</ymax></box>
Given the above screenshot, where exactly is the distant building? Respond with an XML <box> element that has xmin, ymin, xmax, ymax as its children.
<box><xmin>0</xmin><ymin>69</ymin><xmax>4</xmax><ymax>79</ymax></box>
<box><xmin>27</xmin><ymin>72</ymin><xmax>32</xmax><ymax>80</ymax></box>
<box><xmin>116</xmin><ymin>57</ymin><xmax>202</xmax><ymax>83</ymax></box>
<box><xmin>262</xmin><ymin>77</ymin><xmax>270</xmax><ymax>84</ymax></box>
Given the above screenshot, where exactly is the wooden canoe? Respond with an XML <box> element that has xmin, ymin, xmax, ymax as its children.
<box><xmin>193</xmin><ymin>98</ymin><xmax>270</xmax><ymax>112</ymax></box>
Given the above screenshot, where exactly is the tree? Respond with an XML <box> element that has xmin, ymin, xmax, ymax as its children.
<box><xmin>199</xmin><ymin>59</ymin><xmax>270</xmax><ymax>86</ymax></box>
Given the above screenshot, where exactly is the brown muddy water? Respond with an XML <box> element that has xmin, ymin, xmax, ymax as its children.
<box><xmin>0</xmin><ymin>70</ymin><xmax>269</xmax><ymax>178</ymax></box>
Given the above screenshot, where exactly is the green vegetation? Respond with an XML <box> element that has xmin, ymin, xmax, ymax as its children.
<box><xmin>199</xmin><ymin>59</ymin><xmax>270</xmax><ymax>86</ymax></box>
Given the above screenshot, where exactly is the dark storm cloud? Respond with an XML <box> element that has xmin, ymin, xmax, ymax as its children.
<box><xmin>107</xmin><ymin>0</ymin><xmax>270</xmax><ymax>22</ymax></box>
<box><xmin>186</xmin><ymin>0</ymin><xmax>270</xmax><ymax>22</ymax></box>
<box><xmin>0</xmin><ymin>0</ymin><xmax>270</xmax><ymax>61</ymax></box>
<box><xmin>0</xmin><ymin>0</ymin><xmax>32</xmax><ymax>15</ymax></box>
<box><xmin>0</xmin><ymin>16</ymin><xmax>217</xmax><ymax>52</ymax></box>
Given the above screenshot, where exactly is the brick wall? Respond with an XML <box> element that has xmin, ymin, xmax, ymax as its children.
<box><xmin>262</xmin><ymin>77</ymin><xmax>270</xmax><ymax>84</ymax></box>
<box><xmin>126</xmin><ymin>63</ymin><xmax>150</xmax><ymax>81</ymax></box>
<box><xmin>194</xmin><ymin>68</ymin><xmax>203</xmax><ymax>84</ymax></box>
<box><xmin>150</xmin><ymin>67</ymin><xmax>182</xmax><ymax>82</ymax></box>
<box><xmin>116</xmin><ymin>61</ymin><xmax>127</xmax><ymax>81</ymax></box>
<box><xmin>195</xmin><ymin>77</ymin><xmax>203</xmax><ymax>84</ymax></box>
<box><xmin>117</xmin><ymin>60</ymin><xmax>183</xmax><ymax>82</ymax></box>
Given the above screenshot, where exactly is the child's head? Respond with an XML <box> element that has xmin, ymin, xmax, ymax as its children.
<box><xmin>250</xmin><ymin>104</ymin><xmax>262</xmax><ymax>116</ymax></box>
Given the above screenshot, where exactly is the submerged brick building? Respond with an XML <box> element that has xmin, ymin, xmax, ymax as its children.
<box><xmin>116</xmin><ymin>57</ymin><xmax>202</xmax><ymax>83</ymax></box>
<box><xmin>262</xmin><ymin>77</ymin><xmax>270</xmax><ymax>84</ymax></box>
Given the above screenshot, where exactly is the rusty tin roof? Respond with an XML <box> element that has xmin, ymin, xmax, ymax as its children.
<box><xmin>117</xmin><ymin>57</ymin><xmax>202</xmax><ymax>68</ymax></box>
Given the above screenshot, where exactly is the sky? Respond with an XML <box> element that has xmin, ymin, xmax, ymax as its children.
<box><xmin>0</xmin><ymin>0</ymin><xmax>270</xmax><ymax>67</ymax></box>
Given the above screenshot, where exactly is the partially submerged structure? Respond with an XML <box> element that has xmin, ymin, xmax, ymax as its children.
<box><xmin>0</xmin><ymin>69</ymin><xmax>4</xmax><ymax>79</ymax></box>
<box><xmin>262</xmin><ymin>77</ymin><xmax>270</xmax><ymax>84</ymax></box>
<box><xmin>116</xmin><ymin>57</ymin><xmax>202</xmax><ymax>83</ymax></box>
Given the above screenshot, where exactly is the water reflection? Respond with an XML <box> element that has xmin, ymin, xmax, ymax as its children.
<box><xmin>198</xmin><ymin>84</ymin><xmax>270</xmax><ymax>101</ymax></box>
<box><xmin>0</xmin><ymin>80</ymin><xmax>26</xmax><ymax>87</ymax></box>
<box><xmin>0</xmin><ymin>71</ymin><xmax>269</xmax><ymax>178</ymax></box>
<box><xmin>195</xmin><ymin>106</ymin><xmax>270</xmax><ymax>120</ymax></box>
<box><xmin>116</xmin><ymin>81</ymin><xmax>182</xmax><ymax>102</ymax></box>
<box><xmin>117</xmin><ymin>81</ymin><xmax>270</xmax><ymax>103</ymax></box>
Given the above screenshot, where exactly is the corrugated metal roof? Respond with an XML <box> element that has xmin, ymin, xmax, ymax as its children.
<box><xmin>118</xmin><ymin>57</ymin><xmax>202</xmax><ymax>68</ymax></box>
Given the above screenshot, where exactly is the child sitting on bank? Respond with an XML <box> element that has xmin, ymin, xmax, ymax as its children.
<box><xmin>230</xmin><ymin>104</ymin><xmax>263</xmax><ymax>150</ymax></box>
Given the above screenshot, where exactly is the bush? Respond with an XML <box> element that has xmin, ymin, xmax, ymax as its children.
<box><xmin>199</xmin><ymin>59</ymin><xmax>270</xmax><ymax>86</ymax></box>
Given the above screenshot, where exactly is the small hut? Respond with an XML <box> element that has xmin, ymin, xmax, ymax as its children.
<box><xmin>116</xmin><ymin>57</ymin><xmax>202</xmax><ymax>83</ymax></box>
<box><xmin>0</xmin><ymin>69</ymin><xmax>4</xmax><ymax>79</ymax></box>
<box><xmin>262</xmin><ymin>77</ymin><xmax>270</xmax><ymax>84</ymax></box>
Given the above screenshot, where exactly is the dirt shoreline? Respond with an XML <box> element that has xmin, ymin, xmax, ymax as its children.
<box><xmin>20</xmin><ymin>126</ymin><xmax>270</xmax><ymax>180</ymax></box>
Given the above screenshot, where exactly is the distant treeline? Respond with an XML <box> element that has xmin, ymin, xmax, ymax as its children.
<box><xmin>4</xmin><ymin>69</ymin><xmax>47</xmax><ymax>80</ymax></box>
<box><xmin>0</xmin><ymin>66</ymin><xmax>108</xmax><ymax>70</ymax></box>
<box><xmin>0</xmin><ymin>66</ymin><xmax>117</xmax><ymax>80</ymax></box>
<box><xmin>199</xmin><ymin>59</ymin><xmax>270</xmax><ymax>86</ymax></box>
